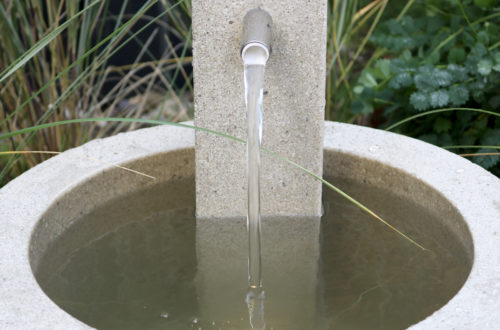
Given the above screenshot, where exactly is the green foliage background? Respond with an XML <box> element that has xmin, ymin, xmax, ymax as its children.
<box><xmin>1</xmin><ymin>0</ymin><xmax>499</xmax><ymax>186</ymax></box>
<box><xmin>349</xmin><ymin>0</ymin><xmax>500</xmax><ymax>176</ymax></box>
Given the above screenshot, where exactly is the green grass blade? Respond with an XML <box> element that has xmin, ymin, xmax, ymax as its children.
<box><xmin>0</xmin><ymin>0</ymin><xmax>101</xmax><ymax>84</ymax></box>
<box><xmin>0</xmin><ymin>151</ymin><xmax>155</xmax><ymax>179</ymax></box>
<box><xmin>428</xmin><ymin>12</ymin><xmax>500</xmax><ymax>59</ymax></box>
<box><xmin>443</xmin><ymin>145</ymin><xmax>500</xmax><ymax>150</ymax></box>
<box><xmin>262</xmin><ymin>147</ymin><xmax>427</xmax><ymax>251</ymax></box>
<box><xmin>0</xmin><ymin>1</ymin><xmax>181</xmax><ymax>181</ymax></box>
<box><xmin>34</xmin><ymin>0</ymin><xmax>182</xmax><ymax>125</ymax></box>
<box><xmin>0</xmin><ymin>3</ymin><xmax>25</xmax><ymax>54</ymax></box>
<box><xmin>0</xmin><ymin>0</ymin><xmax>172</xmax><ymax>127</ymax></box>
<box><xmin>459</xmin><ymin>153</ymin><xmax>500</xmax><ymax>157</ymax></box>
<box><xmin>0</xmin><ymin>118</ymin><xmax>243</xmax><ymax>144</ymax></box>
<box><xmin>385</xmin><ymin>108</ymin><xmax>500</xmax><ymax>131</ymax></box>
<box><xmin>0</xmin><ymin>117</ymin><xmax>425</xmax><ymax>250</ymax></box>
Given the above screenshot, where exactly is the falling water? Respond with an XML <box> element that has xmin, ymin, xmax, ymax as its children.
<box><xmin>245</xmin><ymin>63</ymin><xmax>265</xmax><ymax>289</ymax></box>
<box><xmin>243</xmin><ymin>45</ymin><xmax>267</xmax><ymax>329</ymax></box>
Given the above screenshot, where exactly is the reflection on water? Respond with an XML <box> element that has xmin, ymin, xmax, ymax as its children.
<box><xmin>36</xmin><ymin>178</ymin><xmax>471</xmax><ymax>330</ymax></box>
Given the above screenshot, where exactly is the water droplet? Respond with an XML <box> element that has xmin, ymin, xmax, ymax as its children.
<box><xmin>369</xmin><ymin>145</ymin><xmax>380</xmax><ymax>153</ymax></box>
<box><xmin>192</xmin><ymin>317</ymin><xmax>199</xmax><ymax>324</ymax></box>
<box><xmin>160</xmin><ymin>312</ymin><xmax>169</xmax><ymax>319</ymax></box>
<box><xmin>212</xmin><ymin>320</ymin><xmax>216</xmax><ymax>325</ymax></box>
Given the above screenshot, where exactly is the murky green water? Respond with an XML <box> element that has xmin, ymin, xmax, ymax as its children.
<box><xmin>36</xmin><ymin>177</ymin><xmax>470</xmax><ymax>330</ymax></box>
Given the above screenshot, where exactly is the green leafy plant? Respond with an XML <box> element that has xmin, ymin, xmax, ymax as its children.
<box><xmin>352</xmin><ymin>0</ymin><xmax>500</xmax><ymax>175</ymax></box>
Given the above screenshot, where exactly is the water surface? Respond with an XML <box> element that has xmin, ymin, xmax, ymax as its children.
<box><xmin>37</xmin><ymin>177</ymin><xmax>470</xmax><ymax>329</ymax></box>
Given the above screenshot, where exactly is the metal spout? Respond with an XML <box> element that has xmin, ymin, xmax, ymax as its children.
<box><xmin>241</xmin><ymin>8</ymin><xmax>273</xmax><ymax>65</ymax></box>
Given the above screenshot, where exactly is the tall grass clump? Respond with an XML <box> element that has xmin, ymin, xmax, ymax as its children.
<box><xmin>0</xmin><ymin>0</ymin><xmax>193</xmax><ymax>186</ymax></box>
<box><xmin>2</xmin><ymin>0</ymin><xmax>498</xmax><ymax>185</ymax></box>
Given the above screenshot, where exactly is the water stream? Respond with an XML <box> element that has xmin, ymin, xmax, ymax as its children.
<box><xmin>244</xmin><ymin>63</ymin><xmax>264</xmax><ymax>290</ymax></box>
<box><xmin>243</xmin><ymin>46</ymin><xmax>267</xmax><ymax>329</ymax></box>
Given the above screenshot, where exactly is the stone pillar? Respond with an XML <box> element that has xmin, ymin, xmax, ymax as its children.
<box><xmin>193</xmin><ymin>0</ymin><xmax>326</xmax><ymax>218</ymax></box>
<box><xmin>193</xmin><ymin>1</ymin><xmax>326</xmax><ymax>327</ymax></box>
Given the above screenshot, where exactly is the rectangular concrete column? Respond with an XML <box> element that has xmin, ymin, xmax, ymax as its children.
<box><xmin>193</xmin><ymin>0</ymin><xmax>326</xmax><ymax>218</ymax></box>
<box><xmin>193</xmin><ymin>1</ymin><xmax>326</xmax><ymax>327</ymax></box>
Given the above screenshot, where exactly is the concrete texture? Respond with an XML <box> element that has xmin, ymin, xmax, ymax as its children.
<box><xmin>0</xmin><ymin>122</ymin><xmax>499</xmax><ymax>328</ymax></box>
<box><xmin>193</xmin><ymin>0</ymin><xmax>327</xmax><ymax>218</ymax></box>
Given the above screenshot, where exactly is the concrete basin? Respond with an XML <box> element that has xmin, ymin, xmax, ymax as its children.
<box><xmin>0</xmin><ymin>121</ymin><xmax>498</xmax><ymax>329</ymax></box>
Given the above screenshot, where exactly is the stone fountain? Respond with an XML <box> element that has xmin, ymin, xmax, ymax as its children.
<box><xmin>1</xmin><ymin>1</ymin><xmax>499</xmax><ymax>329</ymax></box>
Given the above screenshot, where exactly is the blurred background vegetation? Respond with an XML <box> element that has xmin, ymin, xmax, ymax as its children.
<box><xmin>1</xmin><ymin>0</ymin><xmax>499</xmax><ymax>187</ymax></box>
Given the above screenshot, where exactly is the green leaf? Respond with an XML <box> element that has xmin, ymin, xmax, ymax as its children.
<box><xmin>463</xmin><ymin>32</ymin><xmax>475</xmax><ymax>47</ymax></box>
<box><xmin>433</xmin><ymin>117</ymin><xmax>452</xmax><ymax>133</ymax></box>
<box><xmin>473</xmin><ymin>0</ymin><xmax>497</xmax><ymax>9</ymax></box>
<box><xmin>481</xmin><ymin>129</ymin><xmax>500</xmax><ymax>145</ymax></box>
<box><xmin>448</xmin><ymin>85</ymin><xmax>469</xmax><ymax>106</ymax></box>
<box><xmin>439</xmin><ymin>133</ymin><xmax>454</xmax><ymax>146</ymax></box>
<box><xmin>388</xmin><ymin>72</ymin><xmax>413</xmax><ymax>89</ymax></box>
<box><xmin>473</xmin><ymin>117</ymin><xmax>489</xmax><ymax>131</ymax></box>
<box><xmin>359</xmin><ymin>71</ymin><xmax>378</xmax><ymax>88</ymax></box>
<box><xmin>410</xmin><ymin>92</ymin><xmax>430</xmax><ymax>111</ymax></box>
<box><xmin>402</xmin><ymin>49</ymin><xmax>413</xmax><ymax>62</ymax></box>
<box><xmin>492</xmin><ymin>52</ymin><xmax>500</xmax><ymax>72</ymax></box>
<box><xmin>448</xmin><ymin>48</ymin><xmax>466</xmax><ymax>64</ymax></box>
<box><xmin>427</xmin><ymin>51</ymin><xmax>440</xmax><ymax>65</ymax></box>
<box><xmin>389</xmin><ymin>58</ymin><xmax>407</xmax><ymax>73</ymax></box>
<box><xmin>458</xmin><ymin>111</ymin><xmax>477</xmax><ymax>129</ymax></box>
<box><xmin>447</xmin><ymin>64</ymin><xmax>469</xmax><ymax>82</ymax></box>
<box><xmin>375</xmin><ymin>59</ymin><xmax>392</xmax><ymax>78</ymax></box>
<box><xmin>477</xmin><ymin>30</ymin><xmax>490</xmax><ymax>45</ymax></box>
<box><xmin>401</xmin><ymin>16</ymin><xmax>419</xmax><ymax>34</ymax></box>
<box><xmin>431</xmin><ymin>69</ymin><xmax>453</xmax><ymax>87</ymax></box>
<box><xmin>477</xmin><ymin>58</ymin><xmax>493</xmax><ymax>75</ymax></box>
<box><xmin>430</xmin><ymin>90</ymin><xmax>450</xmax><ymax>107</ymax></box>
<box><xmin>385</xmin><ymin>19</ymin><xmax>405</xmax><ymax>36</ymax></box>
<box><xmin>469</xmin><ymin>80</ymin><xmax>486</xmax><ymax>102</ymax></box>
<box><xmin>414</xmin><ymin>73</ymin><xmax>433</xmax><ymax>91</ymax></box>
<box><xmin>471</xmin><ymin>42</ymin><xmax>488</xmax><ymax>58</ymax></box>
<box><xmin>426</xmin><ymin>16</ymin><xmax>445</xmax><ymax>34</ymax></box>
<box><xmin>418</xmin><ymin>133</ymin><xmax>439</xmax><ymax>145</ymax></box>
<box><xmin>459</xmin><ymin>135</ymin><xmax>476</xmax><ymax>146</ymax></box>
<box><xmin>489</xmin><ymin>95</ymin><xmax>500</xmax><ymax>108</ymax></box>
<box><xmin>351</xmin><ymin>99</ymin><xmax>374</xmax><ymax>115</ymax></box>
<box><xmin>472</xmin><ymin>148</ymin><xmax>500</xmax><ymax>169</ymax></box>
<box><xmin>353</xmin><ymin>85</ymin><xmax>364</xmax><ymax>95</ymax></box>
